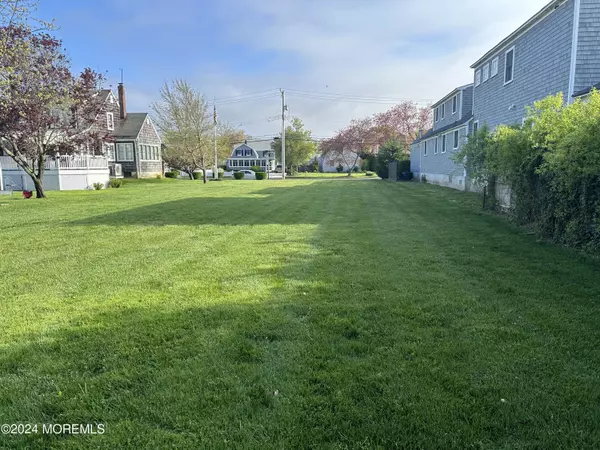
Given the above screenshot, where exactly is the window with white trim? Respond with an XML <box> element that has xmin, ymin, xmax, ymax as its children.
<box><xmin>105</xmin><ymin>143</ymin><xmax>115</xmax><ymax>161</ymax></box>
<box><xmin>424</xmin><ymin>141</ymin><xmax>428</xmax><ymax>156</ymax></box>
<box><xmin>107</xmin><ymin>112</ymin><xmax>114</xmax><ymax>131</ymax></box>
<box><xmin>475</xmin><ymin>70</ymin><xmax>481</xmax><ymax>86</ymax></box>
<box><xmin>434</xmin><ymin>137</ymin><xmax>439</xmax><ymax>155</ymax></box>
<box><xmin>452</xmin><ymin>95</ymin><xmax>458</xmax><ymax>114</ymax></box>
<box><xmin>117</xmin><ymin>143</ymin><xmax>134</xmax><ymax>161</ymax></box>
<box><xmin>434</xmin><ymin>107</ymin><xmax>439</xmax><ymax>122</ymax></box>
<box><xmin>505</xmin><ymin>47</ymin><xmax>515</xmax><ymax>84</ymax></box>
<box><xmin>441</xmin><ymin>134</ymin><xmax>447</xmax><ymax>154</ymax></box>
<box><xmin>453</xmin><ymin>130</ymin><xmax>459</xmax><ymax>149</ymax></box>
<box><xmin>441</xmin><ymin>103</ymin><xmax>445</xmax><ymax>120</ymax></box>
<box><xmin>483</xmin><ymin>64</ymin><xmax>490</xmax><ymax>82</ymax></box>
<box><xmin>473</xmin><ymin>121</ymin><xmax>479</xmax><ymax>135</ymax></box>
<box><xmin>491</xmin><ymin>57</ymin><xmax>499</xmax><ymax>77</ymax></box>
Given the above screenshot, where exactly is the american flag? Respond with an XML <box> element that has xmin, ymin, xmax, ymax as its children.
<box><xmin>213</xmin><ymin>106</ymin><xmax>217</xmax><ymax>125</ymax></box>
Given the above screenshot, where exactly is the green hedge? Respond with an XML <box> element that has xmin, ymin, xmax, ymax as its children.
<box><xmin>233</xmin><ymin>172</ymin><xmax>245</xmax><ymax>180</ymax></box>
<box><xmin>453</xmin><ymin>91</ymin><xmax>600</xmax><ymax>253</ymax></box>
<box><xmin>255</xmin><ymin>172</ymin><xmax>267</xmax><ymax>180</ymax></box>
<box><xmin>165</xmin><ymin>171</ymin><xmax>178</xmax><ymax>179</ymax></box>
<box><xmin>192</xmin><ymin>171</ymin><xmax>203</xmax><ymax>180</ymax></box>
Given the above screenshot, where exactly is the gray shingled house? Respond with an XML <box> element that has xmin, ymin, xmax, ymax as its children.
<box><xmin>99</xmin><ymin>84</ymin><xmax>162</xmax><ymax>178</ymax></box>
<box><xmin>410</xmin><ymin>85</ymin><xmax>473</xmax><ymax>190</ymax></box>
<box><xmin>411</xmin><ymin>0</ymin><xmax>600</xmax><ymax>192</ymax></box>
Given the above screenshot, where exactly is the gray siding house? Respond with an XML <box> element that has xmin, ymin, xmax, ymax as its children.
<box><xmin>100</xmin><ymin>84</ymin><xmax>163</xmax><ymax>178</ymax></box>
<box><xmin>411</xmin><ymin>0</ymin><xmax>600</xmax><ymax>193</ymax></box>
<box><xmin>226</xmin><ymin>142</ymin><xmax>276</xmax><ymax>171</ymax></box>
<box><xmin>410</xmin><ymin>85</ymin><xmax>473</xmax><ymax>190</ymax></box>
<box><xmin>472</xmin><ymin>0</ymin><xmax>600</xmax><ymax>130</ymax></box>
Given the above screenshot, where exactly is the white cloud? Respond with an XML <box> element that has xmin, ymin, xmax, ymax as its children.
<box><xmin>127</xmin><ymin>0</ymin><xmax>553</xmax><ymax>138</ymax></box>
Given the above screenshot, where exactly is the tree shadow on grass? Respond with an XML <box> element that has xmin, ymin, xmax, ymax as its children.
<box><xmin>70</xmin><ymin>183</ymin><xmax>341</xmax><ymax>227</ymax></box>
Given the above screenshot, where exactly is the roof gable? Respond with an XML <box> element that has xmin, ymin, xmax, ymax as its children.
<box><xmin>115</xmin><ymin>113</ymin><xmax>148</xmax><ymax>140</ymax></box>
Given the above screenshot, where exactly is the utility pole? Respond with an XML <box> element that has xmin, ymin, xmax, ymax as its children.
<box><xmin>213</xmin><ymin>101</ymin><xmax>218</xmax><ymax>180</ymax></box>
<box><xmin>281</xmin><ymin>89</ymin><xmax>286</xmax><ymax>179</ymax></box>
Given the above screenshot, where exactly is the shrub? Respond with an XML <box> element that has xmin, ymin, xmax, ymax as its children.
<box><xmin>192</xmin><ymin>171</ymin><xmax>203</xmax><ymax>180</ymax></box>
<box><xmin>109</xmin><ymin>178</ymin><xmax>123</xmax><ymax>188</ymax></box>
<box><xmin>92</xmin><ymin>182</ymin><xmax>104</xmax><ymax>190</ymax></box>
<box><xmin>366</xmin><ymin>171</ymin><xmax>375</xmax><ymax>177</ymax></box>
<box><xmin>165</xmin><ymin>171</ymin><xmax>178</xmax><ymax>179</ymax></box>
<box><xmin>233</xmin><ymin>172</ymin><xmax>245</xmax><ymax>180</ymax></box>
<box><xmin>218</xmin><ymin>169</ymin><xmax>224</xmax><ymax>179</ymax></box>
<box><xmin>250</xmin><ymin>165</ymin><xmax>262</xmax><ymax>173</ymax></box>
<box><xmin>336</xmin><ymin>164</ymin><xmax>344</xmax><ymax>173</ymax></box>
<box><xmin>255</xmin><ymin>172</ymin><xmax>267</xmax><ymax>180</ymax></box>
<box><xmin>352</xmin><ymin>166</ymin><xmax>360</xmax><ymax>173</ymax></box>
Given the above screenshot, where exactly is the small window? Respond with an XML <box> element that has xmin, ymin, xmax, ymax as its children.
<box><xmin>236</xmin><ymin>150</ymin><xmax>242</xmax><ymax>156</ymax></box>
<box><xmin>491</xmin><ymin>57</ymin><xmax>499</xmax><ymax>77</ymax></box>
<box><xmin>473</xmin><ymin>121</ymin><xmax>479</xmax><ymax>135</ymax></box>
<box><xmin>434</xmin><ymin>137</ymin><xmax>439</xmax><ymax>155</ymax></box>
<box><xmin>441</xmin><ymin>135</ymin><xmax>447</xmax><ymax>154</ymax></box>
<box><xmin>434</xmin><ymin>107</ymin><xmax>439</xmax><ymax>122</ymax></box>
<box><xmin>107</xmin><ymin>112</ymin><xmax>114</xmax><ymax>131</ymax></box>
<box><xmin>475</xmin><ymin>70</ymin><xmax>481</xmax><ymax>87</ymax></box>
<box><xmin>452</xmin><ymin>95</ymin><xmax>458</xmax><ymax>114</ymax></box>
<box><xmin>505</xmin><ymin>47</ymin><xmax>515</xmax><ymax>84</ymax></box>
<box><xmin>453</xmin><ymin>130</ymin><xmax>459</xmax><ymax>149</ymax></box>
<box><xmin>423</xmin><ymin>141</ymin><xmax>428</xmax><ymax>156</ymax></box>
<box><xmin>441</xmin><ymin>104</ymin><xmax>445</xmax><ymax>120</ymax></box>
<box><xmin>483</xmin><ymin>64</ymin><xmax>490</xmax><ymax>82</ymax></box>
<box><xmin>106</xmin><ymin>143</ymin><xmax>115</xmax><ymax>161</ymax></box>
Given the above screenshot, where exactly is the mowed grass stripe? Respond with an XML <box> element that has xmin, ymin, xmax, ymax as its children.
<box><xmin>0</xmin><ymin>179</ymin><xmax>599</xmax><ymax>449</ymax></box>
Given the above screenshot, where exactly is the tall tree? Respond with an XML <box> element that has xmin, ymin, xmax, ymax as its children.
<box><xmin>0</xmin><ymin>25</ymin><xmax>108</xmax><ymax>198</ymax></box>
<box><xmin>373</xmin><ymin>101</ymin><xmax>432</xmax><ymax>151</ymax></box>
<box><xmin>271</xmin><ymin>117</ymin><xmax>318</xmax><ymax>173</ymax></box>
<box><xmin>320</xmin><ymin>118</ymin><xmax>380</xmax><ymax>176</ymax></box>
<box><xmin>152</xmin><ymin>79</ymin><xmax>213</xmax><ymax>183</ymax></box>
<box><xmin>216</xmin><ymin>122</ymin><xmax>246</xmax><ymax>166</ymax></box>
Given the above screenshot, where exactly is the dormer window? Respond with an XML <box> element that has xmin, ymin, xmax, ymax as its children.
<box><xmin>107</xmin><ymin>112</ymin><xmax>114</xmax><ymax>131</ymax></box>
<box><xmin>452</xmin><ymin>95</ymin><xmax>458</xmax><ymax>114</ymax></box>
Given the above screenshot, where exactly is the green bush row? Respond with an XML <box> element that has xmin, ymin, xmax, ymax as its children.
<box><xmin>453</xmin><ymin>90</ymin><xmax>600</xmax><ymax>253</ymax></box>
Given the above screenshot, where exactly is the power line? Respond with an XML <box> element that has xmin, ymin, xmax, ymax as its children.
<box><xmin>214</xmin><ymin>89</ymin><xmax>278</xmax><ymax>102</ymax></box>
<box><xmin>287</xmin><ymin>92</ymin><xmax>433</xmax><ymax>105</ymax></box>
<box><xmin>285</xmin><ymin>88</ymin><xmax>435</xmax><ymax>104</ymax></box>
<box><xmin>215</xmin><ymin>93</ymin><xmax>280</xmax><ymax>106</ymax></box>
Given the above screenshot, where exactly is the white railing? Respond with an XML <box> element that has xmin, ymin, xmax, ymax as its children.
<box><xmin>0</xmin><ymin>155</ymin><xmax>108</xmax><ymax>170</ymax></box>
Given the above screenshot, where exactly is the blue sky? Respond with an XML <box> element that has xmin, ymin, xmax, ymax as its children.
<box><xmin>37</xmin><ymin>0</ymin><xmax>551</xmax><ymax>137</ymax></box>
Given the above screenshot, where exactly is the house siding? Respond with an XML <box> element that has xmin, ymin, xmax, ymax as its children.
<box><xmin>461</xmin><ymin>87</ymin><xmax>474</xmax><ymax>118</ymax></box>
<box><xmin>574</xmin><ymin>0</ymin><xmax>600</xmax><ymax>93</ymax></box>
<box><xmin>136</xmin><ymin>117</ymin><xmax>162</xmax><ymax>177</ymax></box>
<box><xmin>473</xmin><ymin>0</ymin><xmax>575</xmax><ymax>130</ymax></box>
<box><xmin>433</xmin><ymin>93</ymin><xmax>462</xmax><ymax>131</ymax></box>
<box><xmin>410</xmin><ymin>126</ymin><xmax>469</xmax><ymax>190</ymax></box>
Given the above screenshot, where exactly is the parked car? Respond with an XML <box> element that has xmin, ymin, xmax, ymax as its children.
<box><xmin>239</xmin><ymin>170</ymin><xmax>255</xmax><ymax>176</ymax></box>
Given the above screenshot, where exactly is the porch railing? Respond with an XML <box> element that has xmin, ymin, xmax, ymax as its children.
<box><xmin>0</xmin><ymin>155</ymin><xmax>108</xmax><ymax>170</ymax></box>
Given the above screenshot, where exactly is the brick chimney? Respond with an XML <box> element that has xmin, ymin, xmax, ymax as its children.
<box><xmin>118</xmin><ymin>83</ymin><xmax>127</xmax><ymax>120</ymax></box>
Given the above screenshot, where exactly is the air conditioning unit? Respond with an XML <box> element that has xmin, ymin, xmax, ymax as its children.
<box><xmin>109</xmin><ymin>163</ymin><xmax>123</xmax><ymax>178</ymax></box>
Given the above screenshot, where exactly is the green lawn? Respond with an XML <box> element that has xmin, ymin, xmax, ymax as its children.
<box><xmin>289</xmin><ymin>172</ymin><xmax>370</xmax><ymax>178</ymax></box>
<box><xmin>1</xmin><ymin>179</ymin><xmax>600</xmax><ymax>449</ymax></box>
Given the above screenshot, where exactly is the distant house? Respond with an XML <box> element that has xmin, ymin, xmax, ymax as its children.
<box><xmin>410</xmin><ymin>85</ymin><xmax>473</xmax><ymax>189</ymax></box>
<box><xmin>99</xmin><ymin>84</ymin><xmax>162</xmax><ymax>178</ymax></box>
<box><xmin>226</xmin><ymin>141</ymin><xmax>276</xmax><ymax>171</ymax></box>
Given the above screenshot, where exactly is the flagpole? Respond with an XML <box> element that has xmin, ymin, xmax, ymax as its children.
<box><xmin>213</xmin><ymin>102</ymin><xmax>218</xmax><ymax>180</ymax></box>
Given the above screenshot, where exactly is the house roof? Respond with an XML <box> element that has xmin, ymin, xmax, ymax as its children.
<box><xmin>412</xmin><ymin>114</ymin><xmax>473</xmax><ymax>144</ymax></box>
<box><xmin>471</xmin><ymin>0</ymin><xmax>564</xmax><ymax>68</ymax></box>
<box><xmin>431</xmin><ymin>84</ymin><xmax>474</xmax><ymax>108</ymax></box>
<box><xmin>115</xmin><ymin>113</ymin><xmax>148</xmax><ymax>139</ymax></box>
<box><xmin>572</xmin><ymin>82</ymin><xmax>600</xmax><ymax>98</ymax></box>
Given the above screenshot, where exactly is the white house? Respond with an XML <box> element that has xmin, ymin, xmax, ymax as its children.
<box><xmin>226</xmin><ymin>141</ymin><xmax>276</xmax><ymax>172</ymax></box>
